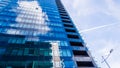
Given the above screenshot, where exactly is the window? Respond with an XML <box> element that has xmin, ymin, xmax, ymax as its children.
<box><xmin>64</xmin><ymin>61</ymin><xmax>75</xmax><ymax>67</ymax></box>
<box><xmin>62</xmin><ymin>50</ymin><xmax>67</xmax><ymax>56</ymax></box>
<box><xmin>55</xmin><ymin>33</ymin><xmax>66</xmax><ymax>38</ymax></box>
<box><xmin>65</xmin><ymin>29</ymin><xmax>76</xmax><ymax>33</ymax></box>
<box><xmin>77</xmin><ymin>61</ymin><xmax>94</xmax><ymax>67</ymax></box>
<box><xmin>73</xmin><ymin>50</ymin><xmax>89</xmax><ymax>56</ymax></box>
<box><xmin>70</xmin><ymin>41</ymin><xmax>84</xmax><ymax>47</ymax></box>
<box><xmin>60</xmin><ymin>50</ymin><xmax>71</xmax><ymax>57</ymax></box>
<box><xmin>8</xmin><ymin>38</ymin><xmax>25</xmax><ymax>44</ymax></box>
<box><xmin>24</xmin><ymin>48</ymin><xmax>29</xmax><ymax>56</ymax></box>
<box><xmin>8</xmin><ymin>38</ymin><xmax>17</xmax><ymax>43</ymax></box>
<box><xmin>66</xmin><ymin>50</ymin><xmax>71</xmax><ymax>57</ymax></box>
<box><xmin>61</xmin><ymin>16</ymin><xmax>69</xmax><ymax>19</ymax></box>
<box><xmin>6</xmin><ymin>29</ymin><xmax>17</xmax><ymax>34</ymax></box>
<box><xmin>59</xmin><ymin>41</ymin><xmax>68</xmax><ymax>46</ymax></box>
<box><xmin>44</xmin><ymin>50</ymin><xmax>50</xmax><ymax>56</ymax></box>
<box><xmin>17</xmin><ymin>49</ymin><xmax>23</xmax><ymax>56</ymax></box>
<box><xmin>67</xmin><ymin>34</ymin><xmax>79</xmax><ymax>39</ymax></box>
<box><xmin>29</xmin><ymin>49</ymin><xmax>34</xmax><ymax>54</ymax></box>
<box><xmin>63</xmin><ymin>24</ymin><xmax>73</xmax><ymax>27</ymax></box>
<box><xmin>60</xmin><ymin>13</ymin><xmax>68</xmax><ymax>17</ymax></box>
<box><xmin>59</xmin><ymin>11</ymin><xmax>67</xmax><ymax>14</ymax></box>
<box><xmin>0</xmin><ymin>48</ymin><xmax>5</xmax><ymax>55</ymax></box>
<box><xmin>11</xmin><ymin>49</ymin><xmax>18</xmax><ymax>55</ymax></box>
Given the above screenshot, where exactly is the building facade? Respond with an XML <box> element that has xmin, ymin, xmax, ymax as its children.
<box><xmin>0</xmin><ymin>0</ymin><xmax>97</xmax><ymax>68</ymax></box>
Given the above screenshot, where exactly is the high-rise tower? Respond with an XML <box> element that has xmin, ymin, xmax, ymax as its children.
<box><xmin>0</xmin><ymin>0</ymin><xmax>97</xmax><ymax>68</ymax></box>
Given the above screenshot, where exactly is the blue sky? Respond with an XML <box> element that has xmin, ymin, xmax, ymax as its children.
<box><xmin>61</xmin><ymin>0</ymin><xmax>120</xmax><ymax>68</ymax></box>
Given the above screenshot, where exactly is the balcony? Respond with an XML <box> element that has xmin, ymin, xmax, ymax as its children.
<box><xmin>72</xmin><ymin>46</ymin><xmax>87</xmax><ymax>51</ymax></box>
<box><xmin>67</xmin><ymin>34</ymin><xmax>79</xmax><ymax>39</ymax></box>
<box><xmin>61</xmin><ymin>16</ymin><xmax>70</xmax><ymax>20</ymax></box>
<box><xmin>78</xmin><ymin>67</ymin><xmax>95</xmax><ymax>68</ymax></box>
<box><xmin>74</xmin><ymin>56</ymin><xmax>92</xmax><ymax>61</ymax></box>
<box><xmin>70</xmin><ymin>41</ymin><xmax>84</xmax><ymax>46</ymax></box>
<box><xmin>65</xmin><ymin>29</ymin><xmax>76</xmax><ymax>33</ymax></box>
<box><xmin>60</xmin><ymin>13</ymin><xmax>68</xmax><ymax>16</ymax></box>
<box><xmin>63</xmin><ymin>24</ymin><xmax>73</xmax><ymax>27</ymax></box>
<box><xmin>73</xmin><ymin>50</ymin><xmax>89</xmax><ymax>57</ymax></box>
<box><xmin>77</xmin><ymin>61</ymin><xmax>94</xmax><ymax>67</ymax></box>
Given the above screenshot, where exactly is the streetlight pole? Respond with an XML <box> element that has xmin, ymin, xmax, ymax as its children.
<box><xmin>102</xmin><ymin>56</ymin><xmax>111</xmax><ymax>68</ymax></box>
<box><xmin>101</xmin><ymin>49</ymin><xmax>113</xmax><ymax>68</ymax></box>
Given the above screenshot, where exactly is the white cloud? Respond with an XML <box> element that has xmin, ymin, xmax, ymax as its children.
<box><xmin>72</xmin><ymin>0</ymin><xmax>97</xmax><ymax>16</ymax></box>
<box><xmin>62</xmin><ymin>0</ymin><xmax>120</xmax><ymax>21</ymax></box>
<box><xmin>105</xmin><ymin>0</ymin><xmax>120</xmax><ymax>21</ymax></box>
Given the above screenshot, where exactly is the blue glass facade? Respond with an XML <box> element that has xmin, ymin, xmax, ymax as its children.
<box><xmin>0</xmin><ymin>0</ymin><xmax>97</xmax><ymax>68</ymax></box>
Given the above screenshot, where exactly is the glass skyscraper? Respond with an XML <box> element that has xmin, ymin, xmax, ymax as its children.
<box><xmin>0</xmin><ymin>0</ymin><xmax>97</xmax><ymax>68</ymax></box>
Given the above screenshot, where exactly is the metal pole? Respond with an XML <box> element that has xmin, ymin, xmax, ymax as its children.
<box><xmin>101</xmin><ymin>49</ymin><xmax>113</xmax><ymax>68</ymax></box>
<box><xmin>101</xmin><ymin>53</ymin><xmax>111</xmax><ymax>63</ymax></box>
<box><xmin>102</xmin><ymin>56</ymin><xmax>111</xmax><ymax>68</ymax></box>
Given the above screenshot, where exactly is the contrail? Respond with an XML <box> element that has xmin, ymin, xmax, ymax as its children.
<box><xmin>80</xmin><ymin>23</ymin><xmax>120</xmax><ymax>33</ymax></box>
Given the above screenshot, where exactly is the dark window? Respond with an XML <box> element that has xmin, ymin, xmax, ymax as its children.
<box><xmin>60</xmin><ymin>13</ymin><xmax>68</xmax><ymax>16</ymax></box>
<box><xmin>25</xmin><ymin>41</ymin><xmax>34</xmax><ymax>45</ymax></box>
<box><xmin>77</xmin><ymin>61</ymin><xmax>94</xmax><ymax>67</ymax></box>
<box><xmin>58</xmin><ymin>9</ymin><xmax>65</xmax><ymax>11</ymax></box>
<box><xmin>62</xmin><ymin>19</ymin><xmax>70</xmax><ymax>22</ymax></box>
<box><xmin>67</xmin><ymin>34</ymin><xmax>79</xmax><ymax>39</ymax></box>
<box><xmin>65</xmin><ymin>29</ymin><xmax>76</xmax><ymax>33</ymax></box>
<box><xmin>70</xmin><ymin>41</ymin><xmax>84</xmax><ymax>46</ymax></box>
<box><xmin>73</xmin><ymin>50</ymin><xmax>89</xmax><ymax>56</ymax></box>
<box><xmin>63</xmin><ymin>24</ymin><xmax>73</xmax><ymax>27</ymax></box>
<box><xmin>61</xmin><ymin>16</ymin><xmax>70</xmax><ymax>19</ymax></box>
<box><xmin>59</xmin><ymin>11</ymin><xmax>67</xmax><ymax>14</ymax></box>
<box><xmin>29</xmin><ymin>49</ymin><xmax>34</xmax><ymax>54</ymax></box>
<box><xmin>11</xmin><ymin>66</ymin><xmax>25</xmax><ymax>68</ymax></box>
<box><xmin>62</xmin><ymin>20</ymin><xmax>71</xmax><ymax>23</ymax></box>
